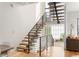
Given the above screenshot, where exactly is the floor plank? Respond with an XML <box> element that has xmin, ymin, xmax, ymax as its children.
<box><xmin>64</xmin><ymin>50</ymin><xmax>79</xmax><ymax>57</ymax></box>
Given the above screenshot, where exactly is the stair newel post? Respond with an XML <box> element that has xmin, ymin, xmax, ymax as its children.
<box><xmin>27</xmin><ymin>33</ymin><xmax>30</xmax><ymax>53</ymax></box>
<box><xmin>39</xmin><ymin>37</ymin><xmax>41</xmax><ymax>57</ymax></box>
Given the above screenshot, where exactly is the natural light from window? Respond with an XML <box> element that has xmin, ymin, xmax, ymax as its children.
<box><xmin>51</xmin><ymin>24</ymin><xmax>64</xmax><ymax>40</ymax></box>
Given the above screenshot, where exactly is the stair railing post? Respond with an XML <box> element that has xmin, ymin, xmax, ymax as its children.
<box><xmin>39</xmin><ymin>37</ymin><xmax>41</xmax><ymax>57</ymax></box>
<box><xmin>45</xmin><ymin>12</ymin><xmax>47</xmax><ymax>22</ymax></box>
<box><xmin>46</xmin><ymin>35</ymin><xmax>48</xmax><ymax>55</ymax></box>
<box><xmin>28</xmin><ymin>33</ymin><xmax>30</xmax><ymax>53</ymax></box>
<box><xmin>36</xmin><ymin>24</ymin><xmax>38</xmax><ymax>37</ymax></box>
<box><xmin>42</xmin><ymin>15</ymin><xmax>44</xmax><ymax>27</ymax></box>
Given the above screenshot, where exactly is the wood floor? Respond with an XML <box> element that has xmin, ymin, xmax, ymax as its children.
<box><xmin>7</xmin><ymin>49</ymin><xmax>79</xmax><ymax>57</ymax></box>
<box><xmin>7</xmin><ymin>46</ymin><xmax>64</xmax><ymax>57</ymax></box>
<box><xmin>7</xmin><ymin>49</ymin><xmax>39</xmax><ymax>57</ymax></box>
<box><xmin>5</xmin><ymin>41</ymin><xmax>64</xmax><ymax>57</ymax></box>
<box><xmin>65</xmin><ymin>50</ymin><xmax>79</xmax><ymax>57</ymax></box>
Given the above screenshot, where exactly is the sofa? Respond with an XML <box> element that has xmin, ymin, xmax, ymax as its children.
<box><xmin>66</xmin><ymin>36</ymin><xmax>79</xmax><ymax>51</ymax></box>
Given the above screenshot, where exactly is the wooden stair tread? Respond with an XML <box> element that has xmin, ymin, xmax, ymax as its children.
<box><xmin>20</xmin><ymin>42</ymin><xmax>28</xmax><ymax>45</ymax></box>
<box><xmin>52</xmin><ymin>15</ymin><xmax>64</xmax><ymax>18</ymax></box>
<box><xmin>49</xmin><ymin>5</ymin><xmax>64</xmax><ymax>8</ymax></box>
<box><xmin>50</xmin><ymin>12</ymin><xmax>64</xmax><ymax>15</ymax></box>
<box><xmin>24</xmin><ymin>36</ymin><xmax>33</xmax><ymax>39</ymax></box>
<box><xmin>32</xmin><ymin>29</ymin><xmax>42</xmax><ymax>31</ymax></box>
<box><xmin>24</xmin><ymin>36</ymin><xmax>38</xmax><ymax>39</ymax></box>
<box><xmin>48</xmin><ymin>2</ymin><xmax>61</xmax><ymax>5</ymax></box>
<box><xmin>17</xmin><ymin>45</ymin><xmax>28</xmax><ymax>49</ymax></box>
<box><xmin>17</xmin><ymin>49</ymin><xmax>24</xmax><ymax>51</ymax></box>
<box><xmin>30</xmin><ymin>30</ymin><xmax>40</xmax><ymax>32</ymax></box>
<box><xmin>17</xmin><ymin>46</ymin><xmax>26</xmax><ymax>49</ymax></box>
<box><xmin>22</xmin><ymin>39</ymin><xmax>31</xmax><ymax>42</ymax></box>
<box><xmin>30</xmin><ymin>31</ymin><xmax>40</xmax><ymax>33</ymax></box>
<box><xmin>50</xmin><ymin>9</ymin><xmax>64</xmax><ymax>12</ymax></box>
<box><xmin>22</xmin><ymin>39</ymin><xmax>28</xmax><ymax>42</ymax></box>
<box><xmin>53</xmin><ymin>19</ymin><xmax>64</xmax><ymax>20</ymax></box>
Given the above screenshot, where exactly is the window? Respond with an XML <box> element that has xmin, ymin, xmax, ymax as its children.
<box><xmin>51</xmin><ymin>24</ymin><xmax>64</xmax><ymax>40</ymax></box>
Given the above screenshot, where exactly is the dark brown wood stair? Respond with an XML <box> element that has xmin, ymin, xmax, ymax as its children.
<box><xmin>46</xmin><ymin>2</ymin><xmax>64</xmax><ymax>23</ymax></box>
<box><xmin>16</xmin><ymin>15</ymin><xmax>45</xmax><ymax>53</ymax></box>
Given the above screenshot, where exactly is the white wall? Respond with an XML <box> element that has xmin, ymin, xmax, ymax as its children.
<box><xmin>66</xmin><ymin>2</ymin><xmax>79</xmax><ymax>36</ymax></box>
<box><xmin>0</xmin><ymin>2</ymin><xmax>45</xmax><ymax>47</ymax></box>
<box><xmin>66</xmin><ymin>11</ymin><xmax>78</xmax><ymax>36</ymax></box>
<box><xmin>65</xmin><ymin>2</ymin><xmax>79</xmax><ymax>49</ymax></box>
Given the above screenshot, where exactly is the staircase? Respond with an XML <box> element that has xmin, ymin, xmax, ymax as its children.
<box><xmin>17</xmin><ymin>15</ymin><xmax>46</xmax><ymax>53</ymax></box>
<box><xmin>16</xmin><ymin>2</ymin><xmax>64</xmax><ymax>54</ymax></box>
<box><xmin>46</xmin><ymin>2</ymin><xmax>64</xmax><ymax>23</ymax></box>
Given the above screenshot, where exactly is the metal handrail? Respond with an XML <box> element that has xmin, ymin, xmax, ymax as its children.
<box><xmin>35</xmin><ymin>34</ymin><xmax>54</xmax><ymax>57</ymax></box>
<box><xmin>27</xmin><ymin>13</ymin><xmax>46</xmax><ymax>53</ymax></box>
<box><xmin>28</xmin><ymin>13</ymin><xmax>46</xmax><ymax>35</ymax></box>
<box><xmin>27</xmin><ymin>12</ymin><xmax>52</xmax><ymax>54</ymax></box>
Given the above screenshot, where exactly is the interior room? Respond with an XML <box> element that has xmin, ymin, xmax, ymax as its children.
<box><xmin>0</xmin><ymin>2</ymin><xmax>65</xmax><ymax>57</ymax></box>
<box><xmin>65</xmin><ymin>2</ymin><xmax>79</xmax><ymax>57</ymax></box>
